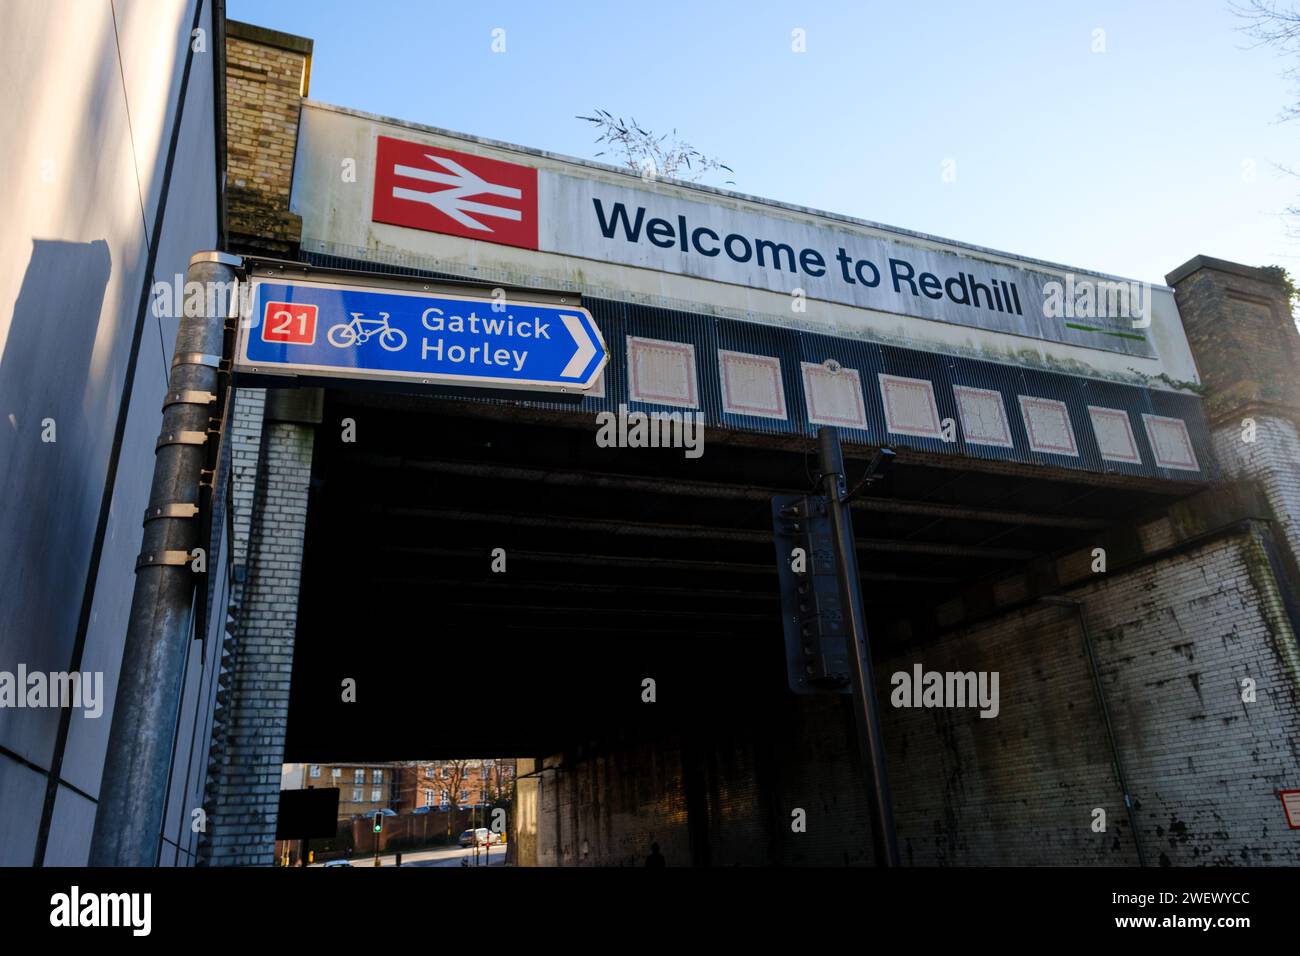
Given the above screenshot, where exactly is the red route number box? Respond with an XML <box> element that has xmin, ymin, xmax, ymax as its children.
<box><xmin>261</xmin><ymin>301</ymin><xmax>318</xmax><ymax>346</ymax></box>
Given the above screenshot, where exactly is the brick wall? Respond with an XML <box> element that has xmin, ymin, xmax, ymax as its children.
<box><xmin>224</xmin><ymin>21</ymin><xmax>311</xmax><ymax>255</ymax></box>
<box><xmin>201</xmin><ymin>408</ymin><xmax>316</xmax><ymax>865</ymax></box>
<box><xmin>1170</xmin><ymin>256</ymin><xmax>1300</xmax><ymax>636</ymax></box>
<box><xmin>512</xmin><ymin>695</ymin><xmax>877</xmax><ymax>867</ymax></box>
<box><xmin>228</xmin><ymin>387</ymin><xmax>267</xmax><ymax>570</ymax></box>
<box><xmin>1212</xmin><ymin>419</ymin><xmax>1300</xmax><ymax>580</ymax></box>
<box><xmin>197</xmin><ymin>387</ymin><xmax>264</xmax><ymax>863</ymax></box>
<box><xmin>523</xmin><ymin>748</ymin><xmax>698</xmax><ymax>867</ymax></box>
<box><xmin>883</xmin><ymin>602</ymin><xmax>1120</xmax><ymax>866</ymax></box>
<box><xmin>1166</xmin><ymin>256</ymin><xmax>1300</xmax><ymax>426</ymax></box>
<box><xmin>518</xmin><ymin>522</ymin><xmax>1300</xmax><ymax>866</ymax></box>
<box><xmin>201</xmin><ymin>20</ymin><xmax>318</xmax><ymax>864</ymax></box>
<box><xmin>886</xmin><ymin>525</ymin><xmax>1300</xmax><ymax>866</ymax></box>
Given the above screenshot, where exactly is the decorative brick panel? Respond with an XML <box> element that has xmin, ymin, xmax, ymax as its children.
<box><xmin>1018</xmin><ymin>395</ymin><xmax>1078</xmax><ymax>456</ymax></box>
<box><xmin>1143</xmin><ymin>414</ymin><xmax>1199</xmax><ymax>472</ymax></box>
<box><xmin>878</xmin><ymin>373</ymin><xmax>942</xmax><ymax>439</ymax></box>
<box><xmin>801</xmin><ymin>362</ymin><xmax>867</xmax><ymax>429</ymax></box>
<box><xmin>626</xmin><ymin>336</ymin><xmax>699</xmax><ymax>408</ymax></box>
<box><xmin>1088</xmin><ymin>405</ymin><xmax>1141</xmax><ymax>464</ymax></box>
<box><xmin>718</xmin><ymin>350</ymin><xmax>786</xmax><ymax>419</ymax></box>
<box><xmin>953</xmin><ymin>385</ymin><xmax>1013</xmax><ymax>448</ymax></box>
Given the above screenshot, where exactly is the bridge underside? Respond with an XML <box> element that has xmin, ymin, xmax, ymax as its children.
<box><xmin>287</xmin><ymin>389</ymin><xmax>1200</xmax><ymax>762</ymax></box>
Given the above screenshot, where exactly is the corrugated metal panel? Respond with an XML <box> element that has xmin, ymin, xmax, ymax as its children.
<box><xmin>946</xmin><ymin>355</ymin><xmax>1023</xmax><ymax>466</ymax></box>
<box><xmin>713</xmin><ymin>317</ymin><xmax>802</xmax><ymax>438</ymax></box>
<box><xmin>299</xmin><ymin>250</ymin><xmax>1217</xmax><ymax>481</ymax></box>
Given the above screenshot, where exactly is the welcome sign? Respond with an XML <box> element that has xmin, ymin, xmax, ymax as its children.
<box><xmin>372</xmin><ymin>136</ymin><xmax>1156</xmax><ymax>359</ymax></box>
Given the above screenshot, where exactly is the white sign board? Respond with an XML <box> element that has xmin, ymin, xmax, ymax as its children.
<box><xmin>370</xmin><ymin>134</ymin><xmax>1156</xmax><ymax>359</ymax></box>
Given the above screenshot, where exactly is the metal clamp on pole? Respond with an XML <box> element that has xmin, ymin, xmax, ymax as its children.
<box><xmin>156</xmin><ymin>429</ymin><xmax>209</xmax><ymax>450</ymax></box>
<box><xmin>90</xmin><ymin>249</ymin><xmax>242</xmax><ymax>867</ymax></box>
<box><xmin>142</xmin><ymin>502</ymin><xmax>201</xmax><ymax>523</ymax></box>
<box><xmin>135</xmin><ymin>550</ymin><xmax>196</xmax><ymax>570</ymax></box>
<box><xmin>172</xmin><ymin>350</ymin><xmax>224</xmax><ymax>370</ymax></box>
<box><xmin>163</xmin><ymin>389</ymin><xmax>217</xmax><ymax>409</ymax></box>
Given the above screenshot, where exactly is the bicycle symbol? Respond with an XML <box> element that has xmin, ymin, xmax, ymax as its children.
<box><xmin>326</xmin><ymin>312</ymin><xmax>408</xmax><ymax>351</ymax></box>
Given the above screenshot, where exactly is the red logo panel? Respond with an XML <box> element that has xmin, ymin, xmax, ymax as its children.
<box><xmin>372</xmin><ymin>137</ymin><xmax>539</xmax><ymax>250</ymax></box>
<box><xmin>262</xmin><ymin>301</ymin><xmax>318</xmax><ymax>345</ymax></box>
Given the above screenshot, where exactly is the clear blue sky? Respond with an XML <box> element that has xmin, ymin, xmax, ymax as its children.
<box><xmin>230</xmin><ymin>0</ymin><xmax>1299</xmax><ymax>285</ymax></box>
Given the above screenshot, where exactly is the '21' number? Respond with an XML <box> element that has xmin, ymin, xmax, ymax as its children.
<box><xmin>261</xmin><ymin>301</ymin><xmax>318</xmax><ymax>345</ymax></box>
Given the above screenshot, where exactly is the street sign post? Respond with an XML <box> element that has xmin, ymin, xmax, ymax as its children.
<box><xmin>236</xmin><ymin>277</ymin><xmax>607</xmax><ymax>393</ymax></box>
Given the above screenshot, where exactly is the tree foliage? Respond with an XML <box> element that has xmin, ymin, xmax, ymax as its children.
<box><xmin>577</xmin><ymin>109</ymin><xmax>734</xmax><ymax>185</ymax></box>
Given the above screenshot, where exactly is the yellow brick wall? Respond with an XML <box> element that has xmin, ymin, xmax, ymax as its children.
<box><xmin>224</xmin><ymin>27</ymin><xmax>310</xmax><ymax>253</ymax></box>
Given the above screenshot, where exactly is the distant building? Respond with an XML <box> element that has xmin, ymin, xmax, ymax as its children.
<box><xmin>283</xmin><ymin>762</ymin><xmax>399</xmax><ymax>819</ymax></box>
<box><xmin>393</xmin><ymin>760</ymin><xmax>516</xmax><ymax>813</ymax></box>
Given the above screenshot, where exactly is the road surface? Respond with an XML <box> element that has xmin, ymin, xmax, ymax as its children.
<box><xmin>313</xmin><ymin>844</ymin><xmax>507</xmax><ymax>868</ymax></box>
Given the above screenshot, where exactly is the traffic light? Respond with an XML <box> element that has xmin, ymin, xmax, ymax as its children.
<box><xmin>772</xmin><ymin>494</ymin><xmax>851</xmax><ymax>694</ymax></box>
<box><xmin>372</xmin><ymin>811</ymin><xmax>383</xmax><ymax>834</ymax></box>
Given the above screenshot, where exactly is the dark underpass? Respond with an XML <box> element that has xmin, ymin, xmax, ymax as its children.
<box><xmin>285</xmin><ymin>388</ymin><xmax>1201</xmax><ymax>773</ymax></box>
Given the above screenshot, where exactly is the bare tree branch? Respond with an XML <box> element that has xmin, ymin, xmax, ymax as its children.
<box><xmin>1234</xmin><ymin>1</ymin><xmax>1300</xmax><ymax>121</ymax></box>
<box><xmin>577</xmin><ymin>109</ymin><xmax>735</xmax><ymax>184</ymax></box>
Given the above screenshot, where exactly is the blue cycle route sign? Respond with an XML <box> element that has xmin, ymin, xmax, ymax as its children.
<box><xmin>236</xmin><ymin>279</ymin><xmax>607</xmax><ymax>393</ymax></box>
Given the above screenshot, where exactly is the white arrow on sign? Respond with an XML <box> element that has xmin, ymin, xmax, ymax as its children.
<box><xmin>391</xmin><ymin>154</ymin><xmax>523</xmax><ymax>232</ymax></box>
<box><xmin>560</xmin><ymin>314</ymin><xmax>597</xmax><ymax>378</ymax></box>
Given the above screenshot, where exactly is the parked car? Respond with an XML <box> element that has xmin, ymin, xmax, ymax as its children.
<box><xmin>458</xmin><ymin>827</ymin><xmax>503</xmax><ymax>847</ymax></box>
<box><xmin>323</xmin><ymin>860</ymin><xmax>352</xmax><ymax>868</ymax></box>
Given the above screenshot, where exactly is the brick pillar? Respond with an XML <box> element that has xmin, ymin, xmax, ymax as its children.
<box><xmin>1167</xmin><ymin>256</ymin><xmax>1300</xmax><ymax>565</ymax></box>
<box><xmin>201</xmin><ymin>390</ymin><xmax>320</xmax><ymax>865</ymax></box>
<box><xmin>225</xmin><ymin>20</ymin><xmax>312</xmax><ymax>256</ymax></box>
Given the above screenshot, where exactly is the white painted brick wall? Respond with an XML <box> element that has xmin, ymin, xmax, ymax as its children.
<box><xmin>883</xmin><ymin>525</ymin><xmax>1300</xmax><ymax>866</ymax></box>
<box><xmin>202</xmin><ymin>394</ymin><xmax>314</xmax><ymax>867</ymax></box>
<box><xmin>1213</xmin><ymin>415</ymin><xmax>1300</xmax><ymax>565</ymax></box>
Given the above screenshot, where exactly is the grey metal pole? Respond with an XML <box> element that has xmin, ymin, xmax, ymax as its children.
<box><xmin>818</xmin><ymin>427</ymin><xmax>901</xmax><ymax>867</ymax></box>
<box><xmin>90</xmin><ymin>251</ymin><xmax>239</xmax><ymax>866</ymax></box>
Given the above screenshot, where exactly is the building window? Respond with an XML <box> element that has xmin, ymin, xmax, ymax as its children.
<box><xmin>309</xmin><ymin>765</ymin><xmax>320</xmax><ymax>778</ymax></box>
<box><xmin>440</xmin><ymin>790</ymin><xmax>449</xmax><ymax>807</ymax></box>
<box><xmin>371</xmin><ymin>788</ymin><xmax>382</xmax><ymax>802</ymax></box>
<box><xmin>372</xmin><ymin>769</ymin><xmax>383</xmax><ymax>783</ymax></box>
<box><xmin>331</xmin><ymin>768</ymin><xmax>341</xmax><ymax>780</ymax></box>
<box><xmin>460</xmin><ymin>789</ymin><xmax>469</xmax><ymax>803</ymax></box>
<box><xmin>424</xmin><ymin>789</ymin><xmax>434</xmax><ymax>806</ymax></box>
<box><xmin>425</xmin><ymin>766</ymin><xmax>435</xmax><ymax>778</ymax></box>
<box><xmin>354</xmin><ymin>769</ymin><xmax>364</xmax><ymax>783</ymax></box>
<box><xmin>352</xmin><ymin>789</ymin><xmax>362</xmax><ymax>802</ymax></box>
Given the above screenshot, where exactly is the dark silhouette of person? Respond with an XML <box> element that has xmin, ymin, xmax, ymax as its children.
<box><xmin>645</xmin><ymin>842</ymin><xmax>666</xmax><ymax>867</ymax></box>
